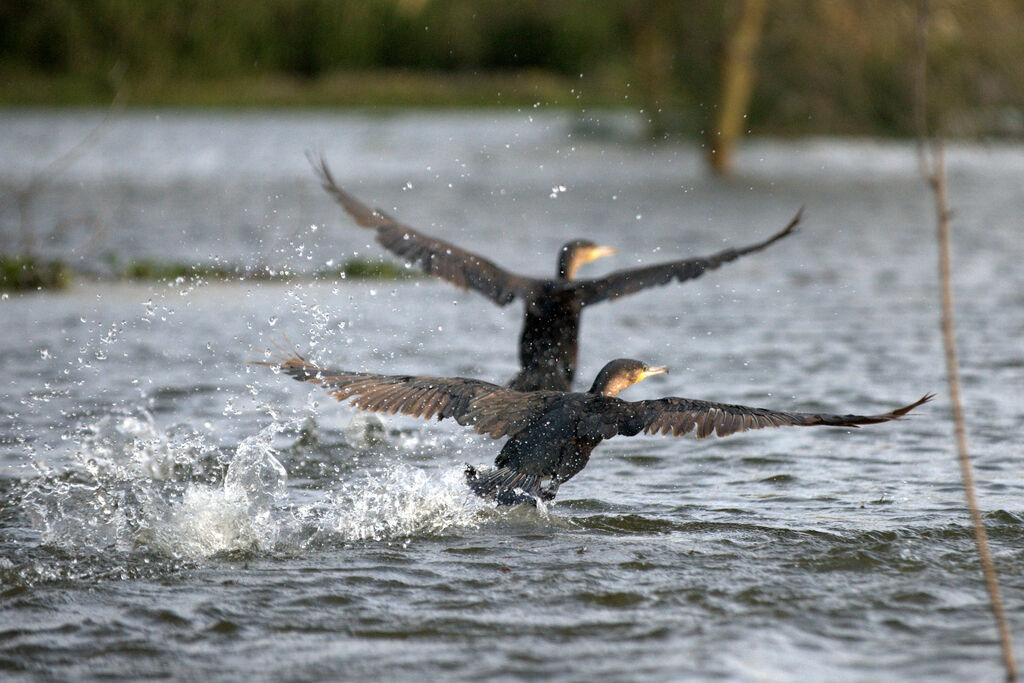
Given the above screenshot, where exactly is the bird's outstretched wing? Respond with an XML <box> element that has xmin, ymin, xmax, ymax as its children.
<box><xmin>310</xmin><ymin>153</ymin><xmax>541</xmax><ymax>306</ymax></box>
<box><xmin>262</xmin><ymin>354</ymin><xmax>562</xmax><ymax>439</ymax></box>
<box><xmin>573</xmin><ymin>208</ymin><xmax>802</xmax><ymax>306</ymax></box>
<box><xmin>611</xmin><ymin>392</ymin><xmax>931</xmax><ymax>439</ymax></box>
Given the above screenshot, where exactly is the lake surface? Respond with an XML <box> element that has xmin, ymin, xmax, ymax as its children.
<box><xmin>1</xmin><ymin>110</ymin><xmax>1023</xmax><ymax>680</ymax></box>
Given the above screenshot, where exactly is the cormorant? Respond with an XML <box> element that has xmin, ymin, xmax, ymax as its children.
<box><xmin>260</xmin><ymin>353</ymin><xmax>931</xmax><ymax>505</ymax></box>
<box><xmin>310</xmin><ymin>154</ymin><xmax>801</xmax><ymax>392</ymax></box>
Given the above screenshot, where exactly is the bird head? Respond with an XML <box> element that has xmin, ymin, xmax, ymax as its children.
<box><xmin>588</xmin><ymin>359</ymin><xmax>669</xmax><ymax>397</ymax></box>
<box><xmin>558</xmin><ymin>239</ymin><xmax>617</xmax><ymax>280</ymax></box>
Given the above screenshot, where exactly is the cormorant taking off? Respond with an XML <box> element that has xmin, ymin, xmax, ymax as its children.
<box><xmin>310</xmin><ymin>154</ymin><xmax>801</xmax><ymax>392</ymax></box>
<box><xmin>260</xmin><ymin>353</ymin><xmax>931</xmax><ymax>506</ymax></box>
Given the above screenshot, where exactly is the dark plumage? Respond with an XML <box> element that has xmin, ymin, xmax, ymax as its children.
<box><xmin>260</xmin><ymin>353</ymin><xmax>931</xmax><ymax>506</ymax></box>
<box><xmin>310</xmin><ymin>154</ymin><xmax>801</xmax><ymax>392</ymax></box>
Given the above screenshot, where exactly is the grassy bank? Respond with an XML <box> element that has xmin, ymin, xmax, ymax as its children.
<box><xmin>0</xmin><ymin>257</ymin><xmax>73</xmax><ymax>292</ymax></box>
<box><xmin>0</xmin><ymin>256</ymin><xmax>416</xmax><ymax>294</ymax></box>
<box><xmin>0</xmin><ymin>67</ymin><xmax>611</xmax><ymax>110</ymax></box>
<box><xmin>3</xmin><ymin>1</ymin><xmax>1023</xmax><ymax>137</ymax></box>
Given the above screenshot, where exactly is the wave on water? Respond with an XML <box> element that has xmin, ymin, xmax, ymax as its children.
<box><xmin>15</xmin><ymin>409</ymin><xmax>497</xmax><ymax>568</ymax></box>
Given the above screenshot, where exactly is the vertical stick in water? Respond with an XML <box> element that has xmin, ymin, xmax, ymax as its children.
<box><xmin>707</xmin><ymin>0</ymin><xmax>767</xmax><ymax>175</ymax></box>
<box><xmin>930</xmin><ymin>143</ymin><xmax>1016</xmax><ymax>682</ymax></box>
<box><xmin>915</xmin><ymin>2</ymin><xmax>1017</xmax><ymax>679</ymax></box>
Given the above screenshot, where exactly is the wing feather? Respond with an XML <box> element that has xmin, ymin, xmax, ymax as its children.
<box><xmin>615</xmin><ymin>393</ymin><xmax>932</xmax><ymax>439</ymax></box>
<box><xmin>263</xmin><ymin>354</ymin><xmax>560</xmax><ymax>439</ymax></box>
<box><xmin>310</xmin><ymin>153</ymin><xmax>541</xmax><ymax>305</ymax></box>
<box><xmin>574</xmin><ymin>209</ymin><xmax>802</xmax><ymax>306</ymax></box>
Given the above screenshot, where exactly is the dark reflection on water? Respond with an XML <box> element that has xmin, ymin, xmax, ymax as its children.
<box><xmin>1</xmin><ymin>111</ymin><xmax>1023</xmax><ymax>680</ymax></box>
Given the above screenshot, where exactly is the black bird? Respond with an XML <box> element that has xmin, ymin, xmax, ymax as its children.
<box><xmin>310</xmin><ymin>154</ymin><xmax>801</xmax><ymax>392</ymax></box>
<box><xmin>260</xmin><ymin>353</ymin><xmax>931</xmax><ymax>506</ymax></box>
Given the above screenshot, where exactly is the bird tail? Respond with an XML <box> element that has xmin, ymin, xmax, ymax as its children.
<box><xmin>464</xmin><ymin>465</ymin><xmax>542</xmax><ymax>506</ymax></box>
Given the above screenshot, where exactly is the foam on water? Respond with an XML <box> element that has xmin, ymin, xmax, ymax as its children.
<box><xmin>144</xmin><ymin>422</ymin><xmax>290</xmax><ymax>557</ymax></box>
<box><xmin>19</xmin><ymin>409</ymin><xmax>493</xmax><ymax>563</ymax></box>
<box><xmin>21</xmin><ymin>411</ymin><xmax>282</xmax><ymax>557</ymax></box>
<box><xmin>321</xmin><ymin>464</ymin><xmax>487</xmax><ymax>543</ymax></box>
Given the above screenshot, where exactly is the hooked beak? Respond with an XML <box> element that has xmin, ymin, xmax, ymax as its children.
<box><xmin>640</xmin><ymin>365</ymin><xmax>669</xmax><ymax>380</ymax></box>
<box><xmin>585</xmin><ymin>245</ymin><xmax>617</xmax><ymax>263</ymax></box>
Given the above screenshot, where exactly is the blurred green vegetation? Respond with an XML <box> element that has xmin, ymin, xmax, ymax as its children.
<box><xmin>0</xmin><ymin>256</ymin><xmax>417</xmax><ymax>293</ymax></box>
<box><xmin>0</xmin><ymin>256</ymin><xmax>72</xmax><ymax>292</ymax></box>
<box><xmin>121</xmin><ymin>260</ymin><xmax>241</xmax><ymax>282</ymax></box>
<box><xmin>119</xmin><ymin>257</ymin><xmax>415</xmax><ymax>282</ymax></box>
<box><xmin>1</xmin><ymin>0</ymin><xmax>1022</xmax><ymax>136</ymax></box>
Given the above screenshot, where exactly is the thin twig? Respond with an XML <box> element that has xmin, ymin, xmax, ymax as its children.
<box><xmin>915</xmin><ymin>2</ymin><xmax>1017</xmax><ymax>679</ymax></box>
<box><xmin>929</xmin><ymin>142</ymin><xmax>1017</xmax><ymax>682</ymax></box>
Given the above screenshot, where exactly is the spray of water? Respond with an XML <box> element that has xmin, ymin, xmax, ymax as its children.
<box><xmin>10</xmin><ymin>230</ymin><xmax>522</xmax><ymax>574</ymax></box>
<box><xmin>323</xmin><ymin>464</ymin><xmax>485</xmax><ymax>543</ymax></box>
<box><xmin>19</xmin><ymin>409</ymin><xmax>497</xmax><ymax>564</ymax></box>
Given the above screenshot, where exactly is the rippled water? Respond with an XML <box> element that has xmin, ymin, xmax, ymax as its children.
<box><xmin>2</xmin><ymin>111</ymin><xmax>1023</xmax><ymax>680</ymax></box>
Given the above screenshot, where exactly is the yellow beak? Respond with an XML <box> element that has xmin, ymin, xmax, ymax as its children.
<box><xmin>639</xmin><ymin>365</ymin><xmax>669</xmax><ymax>380</ymax></box>
<box><xmin>585</xmin><ymin>245</ymin><xmax>617</xmax><ymax>263</ymax></box>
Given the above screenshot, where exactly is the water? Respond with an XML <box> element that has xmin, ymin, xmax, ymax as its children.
<box><xmin>2</xmin><ymin>110</ymin><xmax>1023</xmax><ymax>680</ymax></box>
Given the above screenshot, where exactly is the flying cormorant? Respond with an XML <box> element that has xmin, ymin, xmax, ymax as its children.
<box><xmin>260</xmin><ymin>353</ymin><xmax>930</xmax><ymax>505</ymax></box>
<box><xmin>310</xmin><ymin>154</ymin><xmax>801</xmax><ymax>392</ymax></box>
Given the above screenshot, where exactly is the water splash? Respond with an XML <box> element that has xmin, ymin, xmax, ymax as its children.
<box><xmin>344</xmin><ymin>413</ymin><xmax>391</xmax><ymax>449</ymax></box>
<box><xmin>319</xmin><ymin>464</ymin><xmax>487</xmax><ymax>544</ymax></box>
<box><xmin>22</xmin><ymin>410</ymin><xmax>211</xmax><ymax>553</ymax></box>
<box><xmin>148</xmin><ymin>424</ymin><xmax>289</xmax><ymax>558</ymax></box>
<box><xmin>21</xmin><ymin>411</ymin><xmax>291</xmax><ymax>559</ymax></box>
<box><xmin>19</xmin><ymin>410</ymin><xmax>497</xmax><ymax>565</ymax></box>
